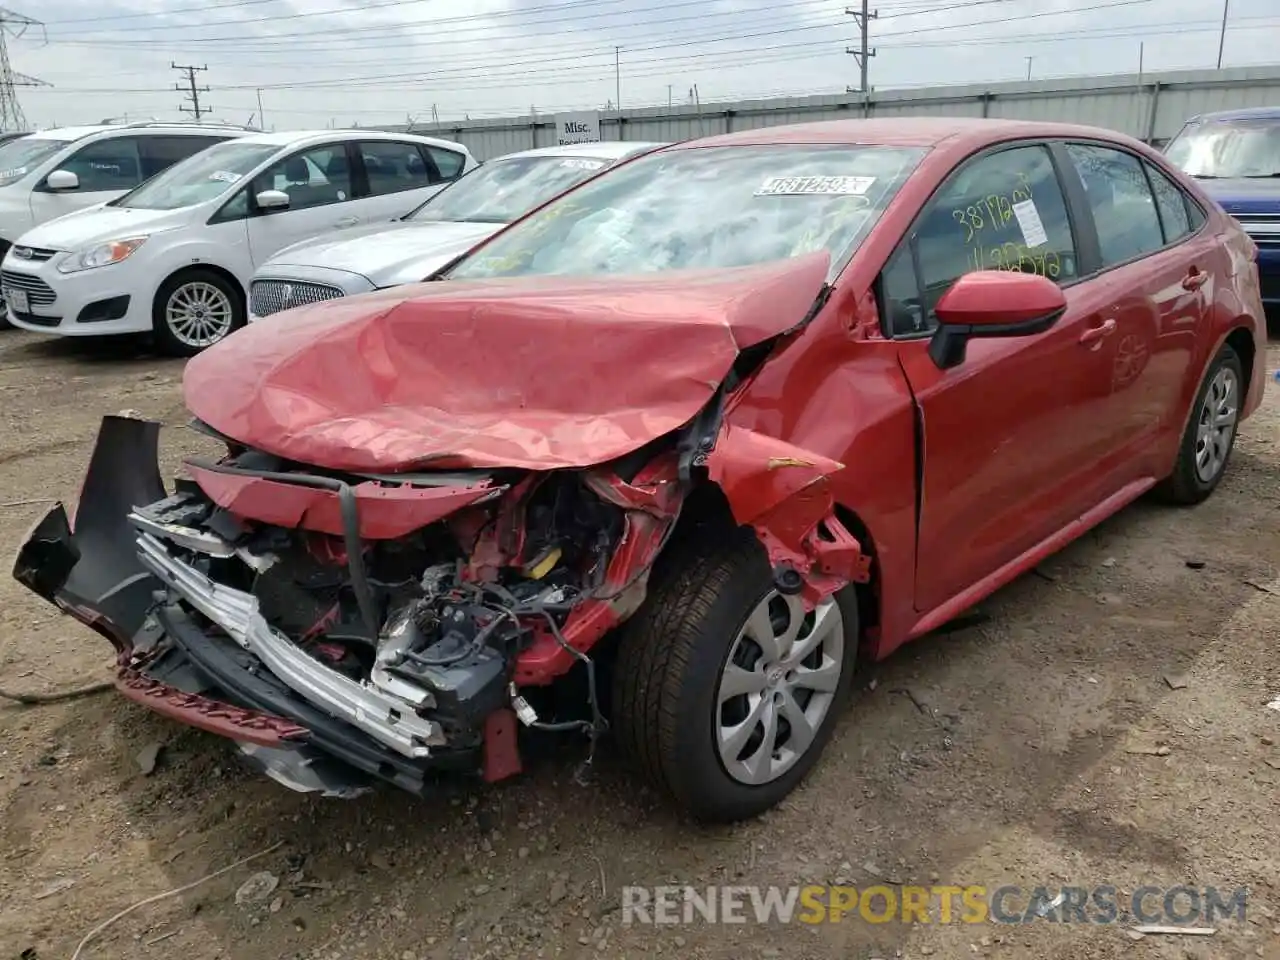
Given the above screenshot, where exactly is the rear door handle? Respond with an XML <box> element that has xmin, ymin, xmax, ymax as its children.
<box><xmin>1182</xmin><ymin>268</ymin><xmax>1208</xmax><ymax>291</ymax></box>
<box><xmin>1079</xmin><ymin>317</ymin><xmax>1117</xmax><ymax>345</ymax></box>
<box><xmin>333</xmin><ymin>216</ymin><xmax>359</xmax><ymax>228</ymax></box>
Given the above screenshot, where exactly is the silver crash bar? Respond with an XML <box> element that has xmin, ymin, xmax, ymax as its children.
<box><xmin>136</xmin><ymin>532</ymin><xmax>444</xmax><ymax>759</ymax></box>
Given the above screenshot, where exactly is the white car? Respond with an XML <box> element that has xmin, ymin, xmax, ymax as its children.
<box><xmin>0</xmin><ymin>120</ymin><xmax>253</xmax><ymax>325</ymax></box>
<box><xmin>0</xmin><ymin>121</ymin><xmax>253</xmax><ymax>250</ymax></box>
<box><xmin>248</xmin><ymin>140</ymin><xmax>665</xmax><ymax>321</ymax></box>
<box><xmin>3</xmin><ymin>129</ymin><xmax>476</xmax><ymax>355</ymax></box>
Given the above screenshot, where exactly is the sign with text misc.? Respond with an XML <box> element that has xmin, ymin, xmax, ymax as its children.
<box><xmin>555</xmin><ymin>111</ymin><xmax>602</xmax><ymax>145</ymax></box>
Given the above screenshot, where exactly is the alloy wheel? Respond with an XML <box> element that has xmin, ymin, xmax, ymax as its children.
<box><xmin>1194</xmin><ymin>365</ymin><xmax>1239</xmax><ymax>484</ymax></box>
<box><xmin>166</xmin><ymin>281</ymin><xmax>234</xmax><ymax>349</ymax></box>
<box><xmin>715</xmin><ymin>591</ymin><xmax>845</xmax><ymax>786</ymax></box>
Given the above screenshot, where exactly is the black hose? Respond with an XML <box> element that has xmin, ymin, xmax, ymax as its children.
<box><xmin>185</xmin><ymin>458</ymin><xmax>380</xmax><ymax>642</ymax></box>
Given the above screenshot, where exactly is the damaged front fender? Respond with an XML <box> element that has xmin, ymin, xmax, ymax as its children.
<box><xmin>705</xmin><ymin>425</ymin><xmax>870</xmax><ymax>604</ymax></box>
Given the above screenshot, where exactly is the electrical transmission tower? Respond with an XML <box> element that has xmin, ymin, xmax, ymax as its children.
<box><xmin>173</xmin><ymin>62</ymin><xmax>210</xmax><ymax>120</ymax></box>
<box><xmin>845</xmin><ymin>1</ymin><xmax>877</xmax><ymax>95</ymax></box>
<box><xmin>0</xmin><ymin>8</ymin><xmax>50</xmax><ymax>132</ymax></box>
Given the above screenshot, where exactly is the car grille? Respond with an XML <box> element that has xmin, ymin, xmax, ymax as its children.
<box><xmin>7</xmin><ymin>245</ymin><xmax>58</xmax><ymax>263</ymax></box>
<box><xmin>1</xmin><ymin>269</ymin><xmax>56</xmax><ymax>307</ymax></box>
<box><xmin>250</xmin><ymin>279</ymin><xmax>345</xmax><ymax>317</ymax></box>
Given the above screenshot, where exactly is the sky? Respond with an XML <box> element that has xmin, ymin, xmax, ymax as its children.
<box><xmin>6</xmin><ymin>0</ymin><xmax>1278</xmax><ymax>131</ymax></box>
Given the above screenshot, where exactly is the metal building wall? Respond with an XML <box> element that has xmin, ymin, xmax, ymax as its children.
<box><xmin>382</xmin><ymin>65</ymin><xmax>1280</xmax><ymax>161</ymax></box>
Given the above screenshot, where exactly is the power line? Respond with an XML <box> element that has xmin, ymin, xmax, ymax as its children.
<box><xmin>28</xmin><ymin>12</ymin><xmax>1275</xmax><ymax>101</ymax></box>
<box><xmin>0</xmin><ymin>7</ymin><xmax>48</xmax><ymax>131</ymax></box>
<box><xmin>172</xmin><ymin>61</ymin><xmax>209</xmax><ymax>119</ymax></box>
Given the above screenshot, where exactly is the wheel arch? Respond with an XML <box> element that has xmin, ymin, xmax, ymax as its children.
<box><xmin>1223</xmin><ymin>323</ymin><xmax>1256</xmax><ymax>404</ymax></box>
<box><xmin>152</xmin><ymin>262</ymin><xmax>246</xmax><ymax>317</ymax></box>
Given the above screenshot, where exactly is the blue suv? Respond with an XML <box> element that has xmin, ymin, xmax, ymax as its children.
<box><xmin>1165</xmin><ymin>107</ymin><xmax>1280</xmax><ymax>310</ymax></box>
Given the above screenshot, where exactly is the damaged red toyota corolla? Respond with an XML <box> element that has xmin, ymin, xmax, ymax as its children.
<box><xmin>15</xmin><ymin>119</ymin><xmax>1266</xmax><ymax>822</ymax></box>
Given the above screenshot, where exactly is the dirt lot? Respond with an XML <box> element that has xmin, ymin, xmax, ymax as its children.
<box><xmin>0</xmin><ymin>330</ymin><xmax>1277</xmax><ymax>960</ymax></box>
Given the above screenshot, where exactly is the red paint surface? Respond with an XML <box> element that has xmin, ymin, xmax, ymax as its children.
<box><xmin>184</xmin><ymin>254</ymin><xmax>829</xmax><ymax>473</ymax></box>
<box><xmin>482</xmin><ymin>709</ymin><xmax>522</xmax><ymax>783</ymax></box>
<box><xmin>116</xmin><ymin>668</ymin><xmax>309</xmax><ymax>745</ymax></box>
<box><xmin>187</xmin><ymin>463</ymin><xmax>500</xmax><ymax>540</ymax></box>
<box><xmin>184</xmin><ymin>117</ymin><xmax>1266</xmax><ymax>674</ymax></box>
<box><xmin>934</xmin><ymin>271</ymin><xmax>1067</xmax><ymax>327</ymax></box>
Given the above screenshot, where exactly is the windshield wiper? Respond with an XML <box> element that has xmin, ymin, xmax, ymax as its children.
<box><xmin>1240</xmin><ymin>172</ymin><xmax>1280</xmax><ymax>178</ymax></box>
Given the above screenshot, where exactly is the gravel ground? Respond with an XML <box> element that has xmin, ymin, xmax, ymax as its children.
<box><xmin>0</xmin><ymin>330</ymin><xmax>1277</xmax><ymax>960</ymax></box>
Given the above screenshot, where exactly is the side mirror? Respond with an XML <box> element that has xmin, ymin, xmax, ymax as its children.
<box><xmin>255</xmin><ymin>189</ymin><xmax>290</xmax><ymax>211</ymax></box>
<box><xmin>44</xmin><ymin>169</ymin><xmax>79</xmax><ymax>192</ymax></box>
<box><xmin>928</xmin><ymin>270</ymin><xmax>1067</xmax><ymax>370</ymax></box>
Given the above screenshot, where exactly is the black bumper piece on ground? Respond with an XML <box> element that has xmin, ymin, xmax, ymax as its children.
<box><xmin>11</xmin><ymin>415</ymin><xmax>478</xmax><ymax>798</ymax></box>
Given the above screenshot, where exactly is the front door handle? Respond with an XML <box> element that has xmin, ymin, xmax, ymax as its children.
<box><xmin>1079</xmin><ymin>317</ymin><xmax>1117</xmax><ymax>345</ymax></box>
<box><xmin>1182</xmin><ymin>268</ymin><xmax>1208</xmax><ymax>291</ymax></box>
<box><xmin>333</xmin><ymin>216</ymin><xmax>359</xmax><ymax>228</ymax></box>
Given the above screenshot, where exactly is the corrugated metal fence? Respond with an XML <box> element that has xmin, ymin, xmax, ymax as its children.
<box><xmin>377</xmin><ymin>65</ymin><xmax>1280</xmax><ymax>161</ymax></box>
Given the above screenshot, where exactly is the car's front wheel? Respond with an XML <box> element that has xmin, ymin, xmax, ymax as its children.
<box><xmin>152</xmin><ymin>268</ymin><xmax>244</xmax><ymax>357</ymax></box>
<box><xmin>612</xmin><ymin>528</ymin><xmax>858</xmax><ymax>822</ymax></box>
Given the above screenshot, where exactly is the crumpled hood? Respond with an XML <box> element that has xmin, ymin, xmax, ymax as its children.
<box><xmin>184</xmin><ymin>252</ymin><xmax>829</xmax><ymax>473</ymax></box>
<box><xmin>20</xmin><ymin>204</ymin><xmax>192</xmax><ymax>249</ymax></box>
<box><xmin>264</xmin><ymin>220</ymin><xmax>499</xmax><ymax>287</ymax></box>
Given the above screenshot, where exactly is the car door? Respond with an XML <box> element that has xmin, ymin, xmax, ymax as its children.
<box><xmin>1058</xmin><ymin>142</ymin><xmax>1211</xmax><ymax>470</ymax></box>
<box><xmin>28</xmin><ymin>135</ymin><xmax>146</xmax><ymax>225</ymax></box>
<box><xmin>354</xmin><ymin>140</ymin><xmax>458</xmax><ymax>222</ymax></box>
<box><xmin>244</xmin><ymin>141</ymin><xmax>364</xmax><ymax>266</ymax></box>
<box><xmin>879</xmin><ymin>141</ymin><xmax>1119</xmax><ymax>614</ymax></box>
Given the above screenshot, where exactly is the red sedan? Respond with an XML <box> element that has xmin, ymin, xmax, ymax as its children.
<box><xmin>15</xmin><ymin>118</ymin><xmax>1265</xmax><ymax>822</ymax></box>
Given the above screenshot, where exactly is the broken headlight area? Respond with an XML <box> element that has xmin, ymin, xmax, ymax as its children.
<box><xmin>15</xmin><ymin>415</ymin><xmax>681</xmax><ymax>798</ymax></box>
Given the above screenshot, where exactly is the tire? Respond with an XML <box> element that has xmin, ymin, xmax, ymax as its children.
<box><xmin>611</xmin><ymin>527</ymin><xmax>858</xmax><ymax>823</ymax></box>
<box><xmin>1152</xmin><ymin>342</ymin><xmax>1244</xmax><ymax>505</ymax></box>
<box><xmin>152</xmin><ymin>268</ymin><xmax>244</xmax><ymax>358</ymax></box>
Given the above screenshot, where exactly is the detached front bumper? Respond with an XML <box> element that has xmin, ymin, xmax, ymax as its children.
<box><xmin>12</xmin><ymin>416</ymin><xmax>480</xmax><ymax>797</ymax></box>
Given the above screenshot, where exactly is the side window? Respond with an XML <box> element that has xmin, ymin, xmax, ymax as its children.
<box><xmin>424</xmin><ymin>146</ymin><xmax>465</xmax><ymax>181</ymax></box>
<box><xmin>1065</xmin><ymin>143</ymin><xmax>1164</xmax><ymax>267</ymax></box>
<box><xmin>1144</xmin><ymin>162</ymin><xmax>1191</xmax><ymax>244</ymax></box>
<box><xmin>880</xmin><ymin>144</ymin><xmax>1078</xmax><ymax>338</ymax></box>
<box><xmin>138</xmin><ymin>136</ymin><xmax>226</xmax><ymax>179</ymax></box>
<box><xmin>252</xmin><ymin>144</ymin><xmax>353</xmax><ymax>211</ymax></box>
<box><xmin>360</xmin><ymin>140</ymin><xmax>435</xmax><ymax>196</ymax></box>
<box><xmin>56</xmin><ymin>136</ymin><xmax>143</xmax><ymax>191</ymax></box>
<box><xmin>1185</xmin><ymin>196</ymin><xmax>1207</xmax><ymax>232</ymax></box>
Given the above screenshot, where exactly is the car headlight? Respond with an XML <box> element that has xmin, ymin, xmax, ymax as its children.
<box><xmin>57</xmin><ymin>236</ymin><xmax>148</xmax><ymax>274</ymax></box>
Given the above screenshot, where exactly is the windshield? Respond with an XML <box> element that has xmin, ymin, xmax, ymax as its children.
<box><xmin>0</xmin><ymin>137</ymin><xmax>68</xmax><ymax>187</ymax></box>
<box><xmin>1165</xmin><ymin>118</ymin><xmax>1280</xmax><ymax>178</ymax></box>
<box><xmin>114</xmin><ymin>141</ymin><xmax>279</xmax><ymax>210</ymax></box>
<box><xmin>446</xmin><ymin>144</ymin><xmax>926</xmax><ymax>282</ymax></box>
<box><xmin>407</xmin><ymin>154</ymin><xmax>615</xmax><ymax>224</ymax></box>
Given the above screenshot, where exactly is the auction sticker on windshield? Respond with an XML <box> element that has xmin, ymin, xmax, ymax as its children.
<box><xmin>559</xmin><ymin>158</ymin><xmax>605</xmax><ymax>170</ymax></box>
<box><xmin>755</xmin><ymin>176</ymin><xmax>876</xmax><ymax>196</ymax></box>
<box><xmin>208</xmin><ymin>170</ymin><xmax>241</xmax><ymax>183</ymax></box>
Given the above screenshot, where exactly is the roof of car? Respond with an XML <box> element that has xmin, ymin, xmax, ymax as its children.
<box><xmin>671</xmin><ymin>117</ymin><xmax>1147</xmax><ymax>150</ymax></box>
<box><xmin>234</xmin><ymin>129</ymin><xmax>471</xmax><ymax>152</ymax></box>
<box><xmin>1187</xmin><ymin>106</ymin><xmax>1280</xmax><ymax>122</ymax></box>
<box><xmin>500</xmin><ymin>141</ymin><xmax>667</xmax><ymax>161</ymax></box>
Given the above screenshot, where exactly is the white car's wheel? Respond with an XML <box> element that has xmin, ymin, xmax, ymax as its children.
<box><xmin>153</xmin><ymin>269</ymin><xmax>244</xmax><ymax>357</ymax></box>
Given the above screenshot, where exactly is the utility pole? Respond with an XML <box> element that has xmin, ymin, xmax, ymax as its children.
<box><xmin>172</xmin><ymin>62</ymin><xmax>209</xmax><ymax>120</ymax></box>
<box><xmin>0</xmin><ymin>8</ymin><xmax>50</xmax><ymax>132</ymax></box>
<box><xmin>844</xmin><ymin>1</ymin><xmax>877</xmax><ymax>94</ymax></box>
<box><xmin>1216</xmin><ymin>0</ymin><xmax>1229</xmax><ymax>69</ymax></box>
<box><xmin>256</xmin><ymin>87</ymin><xmax>265</xmax><ymax>131</ymax></box>
<box><xmin>614</xmin><ymin>45</ymin><xmax>621</xmax><ymax>111</ymax></box>
<box><xmin>667</xmin><ymin>84</ymin><xmax>673</xmax><ymax>108</ymax></box>
<box><xmin>1025</xmin><ymin>56</ymin><xmax>1033</xmax><ymax>80</ymax></box>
